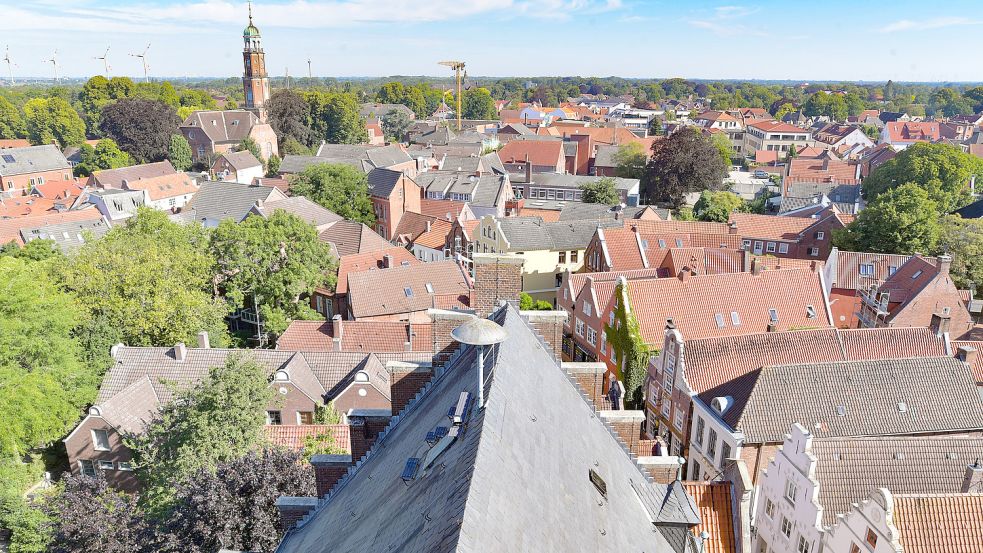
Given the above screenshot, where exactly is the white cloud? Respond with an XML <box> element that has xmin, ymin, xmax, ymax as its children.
<box><xmin>878</xmin><ymin>16</ymin><xmax>982</xmax><ymax>33</ymax></box>
<box><xmin>687</xmin><ymin>4</ymin><xmax>765</xmax><ymax>37</ymax></box>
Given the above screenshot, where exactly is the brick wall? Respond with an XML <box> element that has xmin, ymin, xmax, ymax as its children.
<box><xmin>275</xmin><ymin>497</ymin><xmax>319</xmax><ymax>531</ymax></box>
<box><xmin>429</xmin><ymin>309</ymin><xmax>474</xmax><ymax>368</ymax></box>
<box><xmin>472</xmin><ymin>254</ymin><xmax>524</xmax><ymax>318</ymax></box>
<box><xmin>309</xmin><ymin>454</ymin><xmax>352</xmax><ymax>498</ymax></box>
<box><xmin>600</xmin><ymin>411</ymin><xmax>658</xmax><ymax>456</ymax></box>
<box><xmin>563</xmin><ymin>362</ymin><xmax>607</xmax><ymax>409</ymax></box>
<box><xmin>348</xmin><ymin>413</ymin><xmax>391</xmax><ymax>461</ymax></box>
<box><xmin>523</xmin><ymin>310</ymin><xmax>567</xmax><ymax>360</ymax></box>
<box><xmin>389</xmin><ymin>364</ymin><xmax>434</xmax><ymax>414</ymax></box>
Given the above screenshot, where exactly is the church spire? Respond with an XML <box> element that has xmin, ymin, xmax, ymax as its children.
<box><xmin>248</xmin><ymin>0</ymin><xmax>253</xmax><ymax>26</ymax></box>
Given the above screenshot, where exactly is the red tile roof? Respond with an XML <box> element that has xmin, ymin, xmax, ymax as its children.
<box><xmin>277</xmin><ymin>320</ymin><xmax>433</xmax><ymax>352</ymax></box>
<box><xmin>265</xmin><ymin>424</ymin><xmax>351</xmax><ymax>452</ymax></box>
<box><xmin>0</xmin><ymin>208</ymin><xmax>106</xmax><ymax>245</ymax></box>
<box><xmin>413</xmin><ymin>218</ymin><xmax>454</xmax><ymax>249</ymax></box>
<box><xmin>681</xmin><ymin>482</ymin><xmax>737</xmax><ymax>553</ymax></box>
<box><xmin>748</xmin><ymin>120</ymin><xmax>810</xmax><ymax>134</ymax></box>
<box><xmin>886</xmin><ymin>121</ymin><xmax>941</xmax><ymax>144</ymax></box>
<box><xmin>518</xmin><ymin>207</ymin><xmax>562</xmax><ymax>222</ymax></box>
<box><xmin>347</xmin><ymin>260</ymin><xmax>471</xmax><ymax>318</ymax></box>
<box><xmin>32</xmin><ymin>180</ymin><xmax>85</xmax><ymax>201</ymax></box>
<box><xmin>893</xmin><ymin>494</ymin><xmax>983</xmax><ymax>553</ymax></box>
<box><xmin>334</xmin><ymin>247</ymin><xmax>420</xmax><ymax>295</ymax></box>
<box><xmin>729</xmin><ymin>212</ymin><xmax>818</xmax><ymax>241</ymax></box>
<box><xmin>785</xmin><ymin>157</ymin><xmax>859</xmax><ymax>186</ymax></box>
<box><xmin>596</xmin><ymin>267</ymin><xmax>831</xmax><ymax>346</ymax></box>
<box><xmin>497</xmin><ymin>140</ymin><xmax>564</xmax><ymax>168</ymax></box>
<box><xmin>419</xmin><ymin>198</ymin><xmax>470</xmax><ymax>221</ymax></box>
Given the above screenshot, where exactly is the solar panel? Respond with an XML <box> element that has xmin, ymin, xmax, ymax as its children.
<box><xmin>1</xmin><ymin>154</ymin><xmax>15</xmax><ymax>163</ymax></box>
<box><xmin>401</xmin><ymin>458</ymin><xmax>420</xmax><ymax>482</ymax></box>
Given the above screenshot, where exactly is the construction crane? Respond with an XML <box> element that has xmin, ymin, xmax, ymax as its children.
<box><xmin>3</xmin><ymin>46</ymin><xmax>16</xmax><ymax>86</ymax></box>
<box><xmin>94</xmin><ymin>46</ymin><xmax>111</xmax><ymax>76</ymax></box>
<box><xmin>130</xmin><ymin>43</ymin><xmax>150</xmax><ymax>82</ymax></box>
<box><xmin>43</xmin><ymin>50</ymin><xmax>59</xmax><ymax>84</ymax></box>
<box><xmin>438</xmin><ymin>60</ymin><xmax>466</xmax><ymax>131</ymax></box>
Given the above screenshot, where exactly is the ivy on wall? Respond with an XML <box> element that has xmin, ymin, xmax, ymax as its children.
<box><xmin>603</xmin><ymin>280</ymin><xmax>654</xmax><ymax>409</ymax></box>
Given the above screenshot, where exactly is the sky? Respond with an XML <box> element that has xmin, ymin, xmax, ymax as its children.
<box><xmin>4</xmin><ymin>0</ymin><xmax>983</xmax><ymax>83</ymax></box>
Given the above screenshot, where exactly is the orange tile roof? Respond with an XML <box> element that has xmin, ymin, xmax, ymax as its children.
<box><xmin>729</xmin><ymin>212</ymin><xmax>816</xmax><ymax>241</ymax></box>
<box><xmin>786</xmin><ymin>157</ymin><xmax>859</xmax><ymax>186</ymax></box>
<box><xmin>265</xmin><ymin>424</ymin><xmax>351</xmax><ymax>452</ymax></box>
<box><xmin>123</xmin><ymin>172</ymin><xmax>198</xmax><ymax>201</ymax></box>
<box><xmin>347</xmin><ymin>259</ymin><xmax>471</xmax><ymax>319</ymax></box>
<box><xmin>276</xmin><ymin>320</ymin><xmax>433</xmax><ymax>352</ymax></box>
<box><xmin>681</xmin><ymin>482</ymin><xmax>737</xmax><ymax>553</ymax></box>
<box><xmin>334</xmin><ymin>247</ymin><xmax>420</xmax><ymax>295</ymax></box>
<box><xmin>750</xmin><ymin>255</ymin><xmax>823</xmax><ymax>272</ymax></box>
<box><xmin>0</xmin><ymin>196</ymin><xmax>63</xmax><ymax>218</ymax></box>
<box><xmin>886</xmin><ymin>121</ymin><xmax>941</xmax><ymax>144</ymax></box>
<box><xmin>419</xmin><ymin>198</ymin><xmax>469</xmax><ymax>221</ymax></box>
<box><xmin>519</xmin><ymin>207</ymin><xmax>561</xmax><ymax>222</ymax></box>
<box><xmin>498</xmin><ymin>140</ymin><xmax>564</xmax><ymax>167</ymax></box>
<box><xmin>0</xmin><ymin>139</ymin><xmax>31</xmax><ymax>149</ymax></box>
<box><xmin>893</xmin><ymin>494</ymin><xmax>983</xmax><ymax>553</ymax></box>
<box><xmin>413</xmin><ymin>218</ymin><xmax>453</xmax><ymax>249</ymax></box>
<box><xmin>595</xmin><ymin>267</ymin><xmax>831</xmax><ymax>345</ymax></box>
<box><xmin>754</xmin><ymin>150</ymin><xmax>779</xmax><ymax>164</ymax></box>
<box><xmin>748</xmin><ymin>120</ymin><xmax>810</xmax><ymax>134</ymax></box>
<box><xmin>31</xmin><ymin>180</ymin><xmax>85</xmax><ymax>201</ymax></box>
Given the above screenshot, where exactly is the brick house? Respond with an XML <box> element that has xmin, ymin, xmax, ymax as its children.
<box><xmin>179</xmin><ymin>110</ymin><xmax>279</xmax><ymax>164</ymax></box>
<box><xmin>366</xmin><ymin>168</ymin><xmax>421</xmax><ymax>240</ymax></box>
<box><xmin>211</xmin><ymin>150</ymin><xmax>264</xmax><ymax>183</ymax></box>
<box><xmin>309</xmin><ymin>246</ymin><xmax>420</xmax><ymax>319</ymax></box>
<box><xmin>647</xmin><ymin>325</ymin><xmax>949</xmax><ymax>478</ymax></box>
<box><xmin>497</xmin><ymin>140</ymin><xmax>565</xmax><ymax>174</ymax></box>
<box><xmin>64</xmin><ymin>338</ymin><xmax>432</xmax><ymax>491</ymax></box>
<box><xmin>729</xmin><ymin>209</ymin><xmax>849</xmax><ymax>260</ymax></box>
<box><xmin>0</xmin><ymin>145</ymin><xmax>72</xmax><ymax>197</ymax></box>
<box><xmin>822</xmin><ymin>249</ymin><xmax>916</xmax><ymax>328</ymax></box>
<box><xmin>582</xmin><ymin>220</ymin><xmax>742</xmax><ymax>273</ymax></box>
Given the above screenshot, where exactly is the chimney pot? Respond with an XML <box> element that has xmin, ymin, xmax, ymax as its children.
<box><xmin>937</xmin><ymin>254</ymin><xmax>953</xmax><ymax>276</ymax></box>
<box><xmin>383</xmin><ymin>254</ymin><xmax>393</xmax><ymax>269</ymax></box>
<box><xmin>962</xmin><ymin>459</ymin><xmax>983</xmax><ymax>493</ymax></box>
<box><xmin>174</xmin><ymin>342</ymin><xmax>187</xmax><ymax>362</ymax></box>
<box><xmin>958</xmin><ymin>345</ymin><xmax>978</xmax><ymax>366</ymax></box>
<box><xmin>197</xmin><ymin>331</ymin><xmax>210</xmax><ymax>349</ymax></box>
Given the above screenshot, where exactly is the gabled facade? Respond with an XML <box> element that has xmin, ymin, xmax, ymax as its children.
<box><xmin>0</xmin><ymin>145</ymin><xmax>72</xmax><ymax>197</ymax></box>
<box><xmin>180</xmin><ymin>110</ymin><xmax>278</xmax><ymax>163</ymax></box>
<box><xmin>366</xmin><ymin>168</ymin><xmax>422</xmax><ymax>240</ymax></box>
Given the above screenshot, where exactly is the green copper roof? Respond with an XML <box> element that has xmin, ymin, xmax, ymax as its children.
<box><xmin>243</xmin><ymin>24</ymin><xmax>260</xmax><ymax>37</ymax></box>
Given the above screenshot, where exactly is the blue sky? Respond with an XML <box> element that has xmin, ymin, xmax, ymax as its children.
<box><xmin>4</xmin><ymin>0</ymin><xmax>983</xmax><ymax>82</ymax></box>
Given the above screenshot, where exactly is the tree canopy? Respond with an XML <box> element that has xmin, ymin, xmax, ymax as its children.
<box><xmin>305</xmin><ymin>91</ymin><xmax>368</xmax><ymax>145</ymax></box>
<box><xmin>693</xmin><ymin>190</ymin><xmax>744</xmax><ymax>222</ymax></box>
<box><xmin>167</xmin><ymin>134</ymin><xmax>193</xmax><ymax>172</ymax></box>
<box><xmin>611</xmin><ymin>142</ymin><xmax>646</xmax><ymax>179</ymax></box>
<box><xmin>940</xmin><ymin>215</ymin><xmax>983</xmax><ymax>290</ymax></box>
<box><xmin>266</xmin><ymin>89</ymin><xmax>312</xmax><ymax>147</ymax></box>
<box><xmin>23</xmin><ymin>97</ymin><xmax>85</xmax><ymax>148</ymax></box>
<box><xmin>72</xmin><ymin>138</ymin><xmax>131</xmax><ymax>177</ymax></box>
<box><xmin>641</xmin><ymin>127</ymin><xmax>727</xmax><ymax>209</ymax></box>
<box><xmin>0</xmin><ymin>96</ymin><xmax>26</xmax><ymax>139</ymax></box>
<box><xmin>288</xmin><ymin>163</ymin><xmax>375</xmax><ymax>225</ymax></box>
<box><xmin>862</xmin><ymin>142</ymin><xmax>982</xmax><ymax>214</ymax></box>
<box><xmin>834</xmin><ymin>183</ymin><xmax>941</xmax><ymax>255</ymax></box>
<box><xmin>210</xmin><ymin>210</ymin><xmax>336</xmax><ymax>336</ymax></box>
<box><xmin>579</xmin><ymin>177</ymin><xmax>620</xmax><ymax>205</ymax></box>
<box><xmin>461</xmin><ymin>88</ymin><xmax>497</xmax><ymax>120</ymax></box>
<box><xmin>381</xmin><ymin>108</ymin><xmax>411</xmax><ymax>143</ymax></box>
<box><xmin>99</xmin><ymin>98</ymin><xmax>180</xmax><ymax>163</ymax></box>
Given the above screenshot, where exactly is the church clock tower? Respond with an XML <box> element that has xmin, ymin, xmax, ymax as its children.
<box><xmin>242</xmin><ymin>1</ymin><xmax>270</xmax><ymax>121</ymax></box>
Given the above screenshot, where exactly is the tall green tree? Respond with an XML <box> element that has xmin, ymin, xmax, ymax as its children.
<box><xmin>77</xmin><ymin>75</ymin><xmax>113</xmax><ymax>136</ymax></box>
<box><xmin>127</xmin><ymin>353</ymin><xmax>274</xmax><ymax>511</ymax></box>
<box><xmin>461</xmin><ymin>88</ymin><xmax>496</xmax><ymax>120</ymax></box>
<box><xmin>940</xmin><ymin>215</ymin><xmax>983</xmax><ymax>290</ymax></box>
<box><xmin>693</xmin><ymin>190</ymin><xmax>744</xmax><ymax>222</ymax></box>
<box><xmin>711</xmin><ymin>132</ymin><xmax>733</xmax><ymax>166</ymax></box>
<box><xmin>167</xmin><ymin>133</ymin><xmax>193</xmax><ymax>171</ymax></box>
<box><xmin>266</xmin><ymin>89</ymin><xmax>312</xmax><ymax>147</ymax></box>
<box><xmin>99</xmin><ymin>98</ymin><xmax>180</xmax><ymax>163</ymax></box>
<box><xmin>288</xmin><ymin>163</ymin><xmax>375</xmax><ymax>225</ymax></box>
<box><xmin>23</xmin><ymin>97</ymin><xmax>85</xmax><ymax>147</ymax></box>
<box><xmin>62</xmin><ymin>209</ymin><xmax>229</xmax><ymax>348</ymax></box>
<box><xmin>210</xmin><ymin>210</ymin><xmax>336</xmax><ymax>336</ymax></box>
<box><xmin>239</xmin><ymin>137</ymin><xmax>264</xmax><ymax>163</ymax></box>
<box><xmin>73</xmin><ymin>138</ymin><xmax>131</xmax><ymax>177</ymax></box>
<box><xmin>862</xmin><ymin>142</ymin><xmax>983</xmax><ymax>214</ymax></box>
<box><xmin>0</xmin><ymin>96</ymin><xmax>26</xmax><ymax>138</ymax></box>
<box><xmin>376</xmin><ymin>81</ymin><xmax>406</xmax><ymax>105</ymax></box>
<box><xmin>380</xmin><ymin>108</ymin><xmax>411</xmax><ymax>143</ymax></box>
<box><xmin>833</xmin><ymin>183</ymin><xmax>941</xmax><ymax>255</ymax></box>
<box><xmin>578</xmin><ymin>177</ymin><xmax>620</xmax><ymax>204</ymax></box>
<box><xmin>305</xmin><ymin>91</ymin><xmax>368</xmax><ymax>145</ymax></box>
<box><xmin>641</xmin><ymin>127</ymin><xmax>727</xmax><ymax>209</ymax></box>
<box><xmin>611</xmin><ymin>142</ymin><xmax>647</xmax><ymax>179</ymax></box>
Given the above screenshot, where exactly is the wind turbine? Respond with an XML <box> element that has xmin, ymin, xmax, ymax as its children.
<box><xmin>130</xmin><ymin>43</ymin><xmax>150</xmax><ymax>82</ymax></box>
<box><xmin>43</xmin><ymin>50</ymin><xmax>59</xmax><ymax>84</ymax></box>
<box><xmin>2</xmin><ymin>46</ymin><xmax>16</xmax><ymax>86</ymax></box>
<box><xmin>94</xmin><ymin>46</ymin><xmax>111</xmax><ymax>76</ymax></box>
<box><xmin>307</xmin><ymin>58</ymin><xmax>312</xmax><ymax>79</ymax></box>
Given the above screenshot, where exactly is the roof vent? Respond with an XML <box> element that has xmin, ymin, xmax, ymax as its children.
<box><xmin>589</xmin><ymin>468</ymin><xmax>607</xmax><ymax>499</ymax></box>
<box><xmin>835</xmin><ymin>405</ymin><xmax>846</xmax><ymax>417</ymax></box>
<box><xmin>450</xmin><ymin>318</ymin><xmax>508</xmax><ymax>409</ymax></box>
<box><xmin>711</xmin><ymin>396</ymin><xmax>733</xmax><ymax>415</ymax></box>
<box><xmin>894</xmin><ymin>452</ymin><xmax>905</xmax><ymax>460</ymax></box>
<box><xmin>897</xmin><ymin>402</ymin><xmax>908</xmax><ymax>413</ymax></box>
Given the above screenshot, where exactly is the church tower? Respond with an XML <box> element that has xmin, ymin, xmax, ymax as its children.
<box><xmin>242</xmin><ymin>1</ymin><xmax>270</xmax><ymax>121</ymax></box>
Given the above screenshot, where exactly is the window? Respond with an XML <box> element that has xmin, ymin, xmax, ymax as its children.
<box><xmin>865</xmin><ymin>529</ymin><xmax>878</xmax><ymax>547</ymax></box>
<box><xmin>731</xmin><ymin>311</ymin><xmax>741</xmax><ymax>326</ymax></box>
<box><xmin>298</xmin><ymin>411</ymin><xmax>314</xmax><ymax>425</ymax></box>
<box><xmin>766</xmin><ymin>242</ymin><xmax>776</xmax><ymax>253</ymax></box>
<box><xmin>769</xmin><ymin>308</ymin><xmax>779</xmax><ymax>323</ymax></box>
<box><xmin>765</xmin><ymin>498</ymin><xmax>776</xmax><ymax>519</ymax></box>
<box><xmin>664</xmin><ymin>351</ymin><xmax>676</xmax><ymax>376</ymax></box>
<box><xmin>707</xmin><ymin>429</ymin><xmax>718</xmax><ymax>460</ymax></box>
<box><xmin>425</xmin><ymin>282</ymin><xmax>435</xmax><ymax>294</ymax></box>
<box><xmin>583</xmin><ymin>301</ymin><xmax>592</xmax><ymax>317</ymax></box>
<box><xmin>675</xmin><ymin>238</ymin><xmax>684</xmax><ymax>248</ymax></box>
<box><xmin>266</xmin><ymin>410</ymin><xmax>282</xmax><ymax>425</ymax></box>
<box><xmin>92</xmin><ymin>429</ymin><xmax>110</xmax><ymax>451</ymax></box>
<box><xmin>714</xmin><ymin>313</ymin><xmax>726</xmax><ymax>328</ymax></box>
<box><xmin>600</xmin><ymin>331</ymin><xmax>606</xmax><ymax>353</ymax></box>
<box><xmin>888</xmin><ymin>265</ymin><xmax>898</xmax><ymax>276</ymax></box>
<box><xmin>859</xmin><ymin>263</ymin><xmax>874</xmax><ymax>276</ymax></box>
<box><xmin>673</xmin><ymin>408</ymin><xmax>684</xmax><ymax>431</ymax></box>
<box><xmin>785</xmin><ymin>479</ymin><xmax>798</xmax><ymax>504</ymax></box>
<box><xmin>80</xmin><ymin>460</ymin><xmax>96</xmax><ymax>477</ymax></box>
<box><xmin>806</xmin><ymin>305</ymin><xmax>817</xmax><ymax>319</ymax></box>
<box><xmin>781</xmin><ymin>516</ymin><xmax>793</xmax><ymax>538</ymax></box>
<box><xmin>721</xmin><ymin>442</ymin><xmax>732</xmax><ymax>462</ymax></box>
<box><xmin>849</xmin><ymin>544</ymin><xmax>861</xmax><ymax>553</ymax></box>
<box><xmin>778</xmin><ymin>243</ymin><xmax>789</xmax><ymax>254</ymax></box>
<box><xmin>97</xmin><ymin>460</ymin><xmax>114</xmax><ymax>471</ymax></box>
<box><xmin>742</xmin><ymin>239</ymin><xmax>751</xmax><ymax>250</ymax></box>
<box><xmin>117</xmin><ymin>461</ymin><xmax>133</xmax><ymax>471</ymax></box>
<box><xmin>316</xmin><ymin>295</ymin><xmax>324</xmax><ymax>314</ymax></box>
<box><xmin>754</xmin><ymin>241</ymin><xmax>764</xmax><ymax>254</ymax></box>
<box><xmin>575</xmin><ymin>318</ymin><xmax>585</xmax><ymax>337</ymax></box>
<box><xmin>559</xmin><ymin>251</ymin><xmax>566</xmax><ymax>264</ymax></box>
<box><xmin>808</xmin><ymin>247</ymin><xmax>820</xmax><ymax>256</ymax></box>
<box><xmin>571</xmin><ymin>251</ymin><xmax>578</xmax><ymax>263</ymax></box>
<box><xmin>658</xmin><ymin>239</ymin><xmax>667</xmax><ymax>248</ymax></box>
<box><xmin>797</xmin><ymin>536</ymin><xmax>811</xmax><ymax>553</ymax></box>
<box><xmin>816</xmin><ymin>231</ymin><xmax>825</xmax><ymax>241</ymax></box>
<box><xmin>692</xmin><ymin>461</ymin><xmax>701</xmax><ymax>480</ymax></box>
<box><xmin>586</xmin><ymin>327</ymin><xmax>597</xmax><ymax>346</ymax></box>
<box><xmin>661</xmin><ymin>397</ymin><xmax>671</xmax><ymax>418</ymax></box>
<box><xmin>609</xmin><ymin>311</ymin><xmax>615</xmax><ymax>326</ymax></box>
<box><xmin>695</xmin><ymin>417</ymin><xmax>705</xmax><ymax>446</ymax></box>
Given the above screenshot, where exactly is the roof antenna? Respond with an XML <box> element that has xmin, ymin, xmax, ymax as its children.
<box><xmin>451</xmin><ymin>317</ymin><xmax>507</xmax><ymax>409</ymax></box>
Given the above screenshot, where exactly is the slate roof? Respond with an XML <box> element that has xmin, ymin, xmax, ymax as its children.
<box><xmin>20</xmin><ymin>217</ymin><xmax>110</xmax><ymax>252</ymax></box>
<box><xmin>532</xmin><ymin>172</ymin><xmax>639</xmax><ymax>192</ymax></box>
<box><xmin>0</xmin><ymin>144</ymin><xmax>71</xmax><ymax>176</ymax></box>
<box><xmin>181</xmin><ymin>110</ymin><xmax>262</xmax><ymax>144</ymax></box>
<box><xmin>275</xmin><ymin>306</ymin><xmax>700</xmax><ymax>553</ymax></box>
<box><xmin>185</xmin><ymin>181</ymin><xmax>285</xmax><ymax>223</ymax></box>
<box><xmin>497</xmin><ymin>216</ymin><xmax>617</xmax><ymax>251</ymax></box>
<box><xmin>219</xmin><ymin>150</ymin><xmax>262</xmax><ymax>171</ymax></box>
<box><xmin>716</xmin><ymin>357</ymin><xmax>983</xmax><ymax>443</ymax></box>
<box><xmin>276</xmin><ymin>320</ymin><xmax>433</xmax><ymax>353</ymax></box>
<box><xmin>318</xmin><ymin>220</ymin><xmax>392</xmax><ymax>257</ymax></box>
<box><xmin>592</xmin><ymin>144</ymin><xmax>620</xmax><ymax>168</ymax></box>
<box><xmin>259</xmin><ymin>196</ymin><xmax>342</xmax><ymax>228</ymax></box>
<box><xmin>366</xmin><ymin>167</ymin><xmax>404</xmax><ymax>198</ymax></box>
<box><xmin>359</xmin><ymin>103</ymin><xmax>414</xmax><ymax>122</ymax></box>
<box><xmin>558</xmin><ymin>203</ymin><xmax>667</xmax><ymax>222</ymax></box>
<box><xmin>278</xmin><ymin>155</ymin><xmax>362</xmax><ymax>175</ymax></box>
<box><xmin>955</xmin><ymin>197</ymin><xmax>983</xmax><ymax>219</ymax></box>
<box><xmin>810</xmin><ymin>436</ymin><xmax>983</xmax><ymax>526</ymax></box>
<box><xmin>679</xmin><ymin>326</ymin><xmax>948</xmax><ymax>396</ymax></box>
<box><xmin>87</xmin><ymin>188</ymin><xmax>146</xmax><ymax>220</ymax></box>
<box><xmin>893</xmin><ymin>493</ymin><xmax>983</xmax><ymax>553</ymax></box>
<box><xmin>347</xmin><ymin>260</ymin><xmax>471</xmax><ymax>318</ymax></box>
<box><xmin>94</xmin><ymin>375</ymin><xmax>160</xmax><ymax>435</ymax></box>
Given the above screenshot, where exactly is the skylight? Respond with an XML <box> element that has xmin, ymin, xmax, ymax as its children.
<box><xmin>731</xmin><ymin>311</ymin><xmax>741</xmax><ymax>326</ymax></box>
<box><xmin>769</xmin><ymin>308</ymin><xmax>779</xmax><ymax>323</ymax></box>
<box><xmin>404</xmin><ymin>287</ymin><xmax>414</xmax><ymax>297</ymax></box>
<box><xmin>806</xmin><ymin>305</ymin><xmax>817</xmax><ymax>319</ymax></box>
<box><xmin>1</xmin><ymin>154</ymin><xmax>15</xmax><ymax>163</ymax></box>
<box><xmin>714</xmin><ymin>313</ymin><xmax>726</xmax><ymax>328</ymax></box>
<box><xmin>425</xmin><ymin>283</ymin><xmax>434</xmax><ymax>294</ymax></box>
<box><xmin>911</xmin><ymin>270</ymin><xmax>922</xmax><ymax>279</ymax></box>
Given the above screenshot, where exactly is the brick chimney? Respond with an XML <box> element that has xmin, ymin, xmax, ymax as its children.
<box><xmin>962</xmin><ymin>459</ymin><xmax>983</xmax><ymax>493</ymax></box>
<box><xmin>957</xmin><ymin>345</ymin><xmax>978</xmax><ymax>366</ymax></box>
<box><xmin>428</xmin><ymin>310</ymin><xmax>475</xmax><ymax>368</ymax></box>
<box><xmin>930</xmin><ymin>311</ymin><xmax>951</xmax><ymax>337</ymax></box>
<box><xmin>563</xmin><ymin>362</ymin><xmax>606</xmax><ymax>409</ymax></box>
<box><xmin>678</xmin><ymin>268</ymin><xmax>693</xmax><ymax>282</ymax></box>
<box><xmin>471</xmin><ymin>254</ymin><xmax>525</xmax><ymax>318</ymax></box>
<box><xmin>197</xmin><ymin>331</ymin><xmax>210</xmax><ymax>349</ymax></box>
<box><xmin>728</xmin><ymin>221</ymin><xmax>738</xmax><ymax>235</ymax></box>
<box><xmin>275</xmin><ymin>496</ymin><xmax>319</xmax><ymax>531</ymax></box>
<box><xmin>331</xmin><ymin>314</ymin><xmax>343</xmax><ymax>352</ymax></box>
<box><xmin>309</xmin><ymin>454</ymin><xmax>352</xmax><ymax>498</ymax></box>
<box><xmin>387</xmin><ymin>360</ymin><xmax>433</xmax><ymax>414</ymax></box>
<box><xmin>521</xmin><ymin>310</ymin><xmax>567</xmax><ymax>360</ymax></box>
<box><xmin>348</xmin><ymin>409</ymin><xmax>392</xmax><ymax>461</ymax></box>
<box><xmin>937</xmin><ymin>254</ymin><xmax>952</xmax><ymax>276</ymax></box>
<box><xmin>382</xmin><ymin>254</ymin><xmax>393</xmax><ymax>269</ymax></box>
